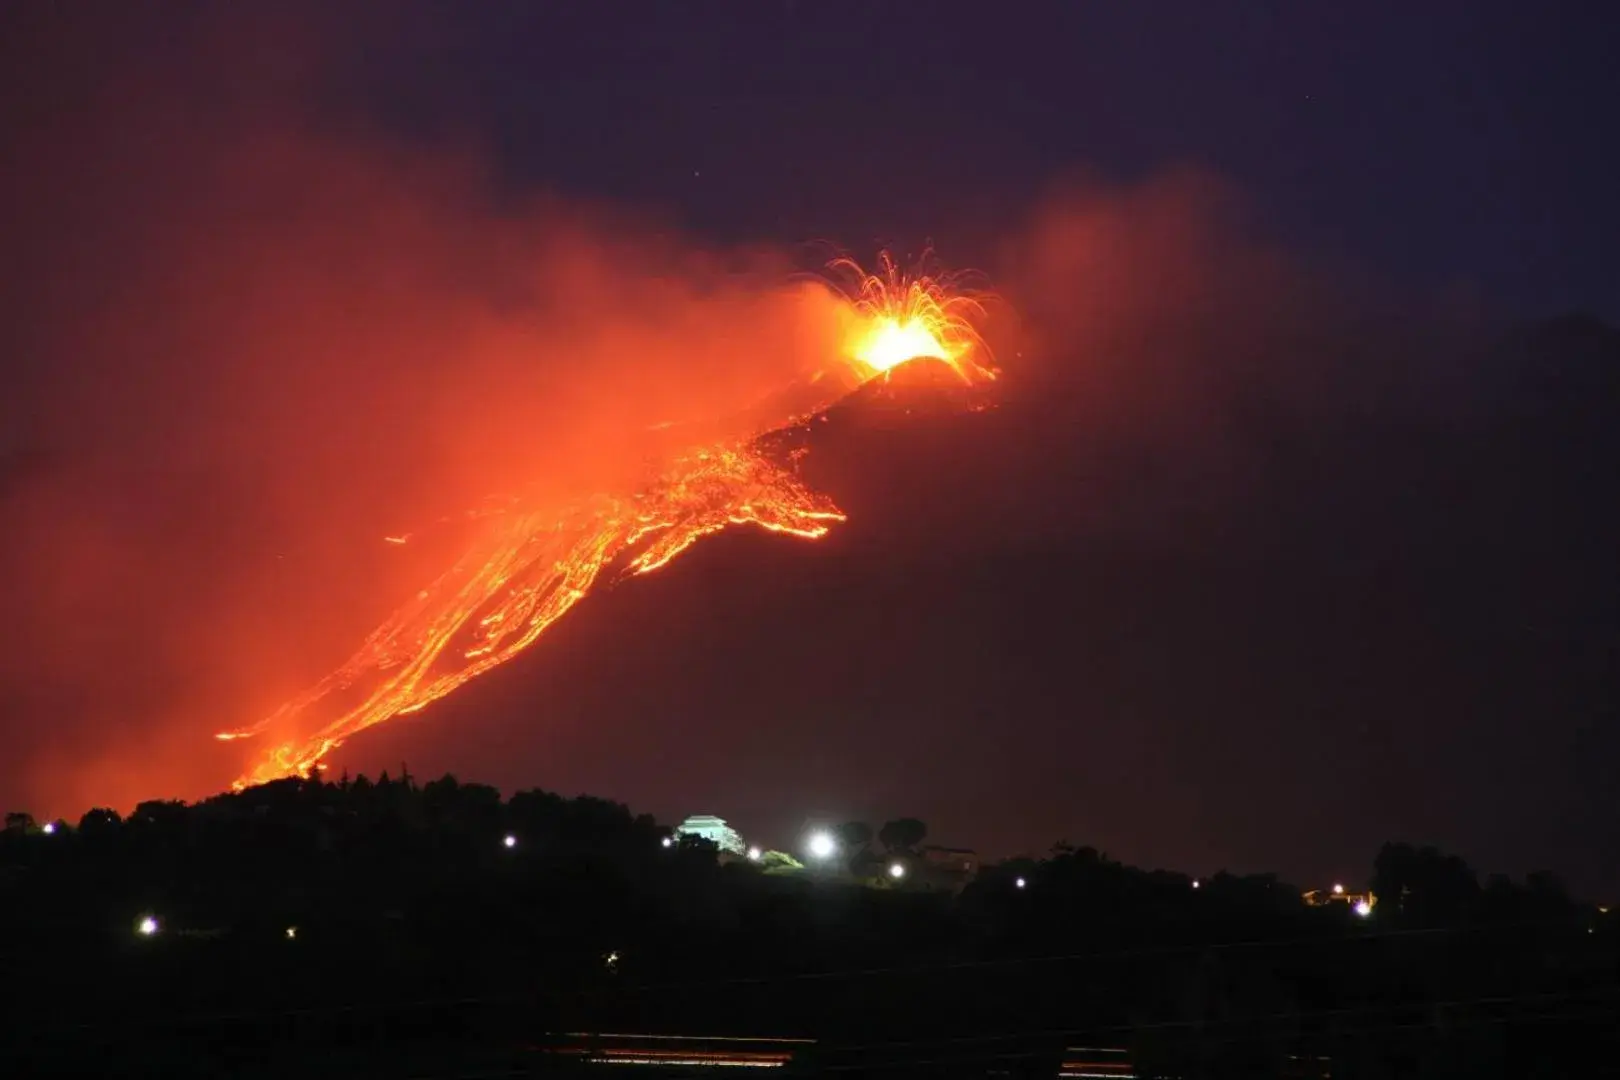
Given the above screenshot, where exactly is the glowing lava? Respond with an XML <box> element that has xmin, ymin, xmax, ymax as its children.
<box><xmin>833</xmin><ymin>251</ymin><xmax>993</xmax><ymax>382</ymax></box>
<box><xmin>221</xmin><ymin>254</ymin><xmax>992</xmax><ymax>789</ymax></box>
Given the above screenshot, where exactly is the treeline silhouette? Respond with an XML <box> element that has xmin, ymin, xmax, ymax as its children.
<box><xmin>1</xmin><ymin>773</ymin><xmax>1613</xmax><ymax>1078</ymax></box>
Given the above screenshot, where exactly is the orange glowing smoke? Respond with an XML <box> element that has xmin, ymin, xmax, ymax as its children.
<box><xmin>220</xmin><ymin>255</ymin><xmax>992</xmax><ymax>789</ymax></box>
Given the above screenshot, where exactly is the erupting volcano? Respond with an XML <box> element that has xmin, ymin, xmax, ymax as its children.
<box><xmin>834</xmin><ymin>252</ymin><xmax>994</xmax><ymax>383</ymax></box>
<box><xmin>218</xmin><ymin>255</ymin><xmax>994</xmax><ymax>789</ymax></box>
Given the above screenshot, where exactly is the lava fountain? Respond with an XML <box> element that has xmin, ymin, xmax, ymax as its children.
<box><xmin>832</xmin><ymin>251</ymin><xmax>994</xmax><ymax>383</ymax></box>
<box><xmin>219</xmin><ymin>254</ymin><xmax>993</xmax><ymax>789</ymax></box>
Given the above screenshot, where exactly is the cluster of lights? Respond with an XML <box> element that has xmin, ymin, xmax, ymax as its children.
<box><xmin>120</xmin><ymin>814</ymin><xmax>1394</xmax><ymax>957</ymax></box>
<box><xmin>654</xmin><ymin>822</ymin><xmax>1384</xmax><ymax>906</ymax></box>
<box><xmin>1330</xmin><ymin>882</ymin><xmax>1373</xmax><ymax>918</ymax></box>
<box><xmin>135</xmin><ymin>915</ymin><xmax>309</xmax><ymax>941</ymax></box>
<box><xmin>799</xmin><ymin>834</ymin><xmax>907</xmax><ymax>882</ymax></box>
<box><xmin>657</xmin><ymin>833</ymin><xmax>768</xmax><ymax>863</ymax></box>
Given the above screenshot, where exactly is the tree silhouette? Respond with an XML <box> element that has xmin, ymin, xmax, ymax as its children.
<box><xmin>77</xmin><ymin>807</ymin><xmax>121</xmax><ymax>833</ymax></box>
<box><xmin>422</xmin><ymin>772</ymin><xmax>461</xmax><ymax>820</ymax></box>
<box><xmin>130</xmin><ymin>799</ymin><xmax>188</xmax><ymax>833</ymax></box>
<box><xmin>836</xmin><ymin>821</ymin><xmax>872</xmax><ymax>849</ymax></box>
<box><xmin>878</xmin><ymin>818</ymin><xmax>927</xmax><ymax>854</ymax></box>
<box><xmin>1372</xmin><ymin>841</ymin><xmax>1481</xmax><ymax>925</ymax></box>
<box><xmin>0</xmin><ymin>770</ymin><xmax>1607</xmax><ymax>1076</ymax></box>
<box><xmin>834</xmin><ymin>821</ymin><xmax>878</xmax><ymax>876</ymax></box>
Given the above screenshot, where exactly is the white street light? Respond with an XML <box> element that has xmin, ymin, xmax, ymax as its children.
<box><xmin>1354</xmin><ymin>900</ymin><xmax>1373</xmax><ymax>918</ymax></box>
<box><xmin>660</xmin><ymin>836</ymin><xmax>674</xmax><ymax>849</ymax></box>
<box><xmin>1014</xmin><ymin>877</ymin><xmax>1027</xmax><ymax>890</ymax></box>
<box><xmin>746</xmin><ymin>846</ymin><xmax>763</xmax><ymax>862</ymax></box>
<box><xmin>136</xmin><ymin>915</ymin><xmax>159</xmax><ymax>937</ymax></box>
<box><xmin>806</xmin><ymin>832</ymin><xmax>837</xmax><ymax>860</ymax></box>
<box><xmin>1332</xmin><ymin>883</ymin><xmax>1345</xmax><ymax>896</ymax></box>
<box><xmin>42</xmin><ymin>822</ymin><xmax>56</xmax><ymax>835</ymax></box>
<box><xmin>1191</xmin><ymin>879</ymin><xmax>1201</xmax><ymax>889</ymax></box>
<box><xmin>503</xmin><ymin>834</ymin><xmax>517</xmax><ymax>849</ymax></box>
<box><xmin>888</xmin><ymin>862</ymin><xmax>906</xmax><ymax>879</ymax></box>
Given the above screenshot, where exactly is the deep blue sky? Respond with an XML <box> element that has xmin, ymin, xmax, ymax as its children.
<box><xmin>350</xmin><ymin>0</ymin><xmax>1619</xmax><ymax>319</ymax></box>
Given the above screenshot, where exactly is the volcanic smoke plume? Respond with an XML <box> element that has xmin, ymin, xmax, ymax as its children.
<box><xmin>0</xmin><ymin>9</ymin><xmax>999</xmax><ymax>805</ymax></box>
<box><xmin>0</xmin><ymin>9</ymin><xmax>992</xmax><ymax>809</ymax></box>
<box><xmin>0</xmin><ymin>7</ymin><xmax>1454</xmax><ymax>818</ymax></box>
<box><xmin>206</xmin><ymin>247</ymin><xmax>991</xmax><ymax>788</ymax></box>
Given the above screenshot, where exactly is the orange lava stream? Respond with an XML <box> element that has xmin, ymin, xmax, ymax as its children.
<box><xmin>221</xmin><ymin>254</ymin><xmax>990</xmax><ymax>789</ymax></box>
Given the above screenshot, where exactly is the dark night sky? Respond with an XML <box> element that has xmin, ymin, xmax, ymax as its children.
<box><xmin>1</xmin><ymin>2</ymin><xmax>1617</xmax><ymax>894</ymax></box>
<box><xmin>355</xmin><ymin>0</ymin><xmax>1620</xmax><ymax>318</ymax></box>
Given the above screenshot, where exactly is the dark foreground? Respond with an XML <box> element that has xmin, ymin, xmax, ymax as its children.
<box><xmin>4</xmin><ymin>774</ymin><xmax>1616</xmax><ymax>1078</ymax></box>
<box><xmin>13</xmin><ymin>1003</ymin><xmax>1619</xmax><ymax>1079</ymax></box>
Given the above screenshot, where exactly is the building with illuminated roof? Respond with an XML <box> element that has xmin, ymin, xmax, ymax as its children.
<box><xmin>674</xmin><ymin>814</ymin><xmax>745</xmax><ymax>855</ymax></box>
<box><xmin>1303</xmin><ymin>883</ymin><xmax>1377</xmax><ymax>915</ymax></box>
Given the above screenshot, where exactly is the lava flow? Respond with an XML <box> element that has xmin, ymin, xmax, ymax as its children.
<box><xmin>220</xmin><ymin>256</ymin><xmax>992</xmax><ymax>789</ymax></box>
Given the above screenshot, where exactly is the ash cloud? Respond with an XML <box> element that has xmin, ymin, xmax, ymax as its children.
<box><xmin>901</xmin><ymin>168</ymin><xmax>1494</xmax><ymax>559</ymax></box>
<box><xmin>997</xmin><ymin>168</ymin><xmax>1486</xmax><ymax>439</ymax></box>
